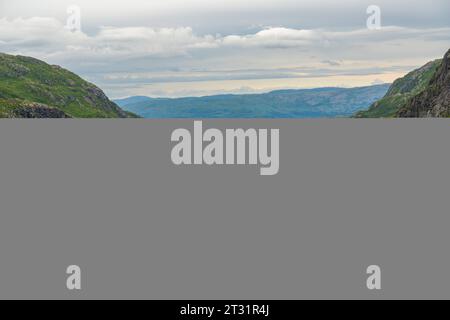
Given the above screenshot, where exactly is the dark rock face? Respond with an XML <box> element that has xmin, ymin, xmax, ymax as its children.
<box><xmin>398</xmin><ymin>49</ymin><xmax>450</xmax><ymax>117</ymax></box>
<box><xmin>12</xmin><ymin>103</ymin><xmax>70</xmax><ymax>118</ymax></box>
<box><xmin>85</xmin><ymin>86</ymin><xmax>131</xmax><ymax>118</ymax></box>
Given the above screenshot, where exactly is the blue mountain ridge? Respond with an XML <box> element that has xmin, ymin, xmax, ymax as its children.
<box><xmin>115</xmin><ymin>84</ymin><xmax>390</xmax><ymax>119</ymax></box>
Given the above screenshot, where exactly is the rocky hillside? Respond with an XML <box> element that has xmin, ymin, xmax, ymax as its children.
<box><xmin>0</xmin><ymin>53</ymin><xmax>137</xmax><ymax>118</ymax></box>
<box><xmin>355</xmin><ymin>58</ymin><xmax>442</xmax><ymax>118</ymax></box>
<box><xmin>0</xmin><ymin>100</ymin><xmax>70</xmax><ymax>118</ymax></box>
<box><xmin>398</xmin><ymin>49</ymin><xmax>450</xmax><ymax>117</ymax></box>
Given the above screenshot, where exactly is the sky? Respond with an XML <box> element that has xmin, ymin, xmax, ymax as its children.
<box><xmin>0</xmin><ymin>0</ymin><xmax>449</xmax><ymax>98</ymax></box>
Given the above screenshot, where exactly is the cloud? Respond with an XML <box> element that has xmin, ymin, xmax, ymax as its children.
<box><xmin>322</xmin><ymin>60</ymin><xmax>341</xmax><ymax>66</ymax></box>
<box><xmin>3</xmin><ymin>0</ymin><xmax>450</xmax><ymax>34</ymax></box>
<box><xmin>2</xmin><ymin>17</ymin><xmax>449</xmax><ymax>59</ymax></box>
<box><xmin>0</xmin><ymin>18</ymin><xmax>219</xmax><ymax>60</ymax></box>
<box><xmin>1</xmin><ymin>16</ymin><xmax>449</xmax><ymax>97</ymax></box>
<box><xmin>221</xmin><ymin>28</ymin><xmax>325</xmax><ymax>48</ymax></box>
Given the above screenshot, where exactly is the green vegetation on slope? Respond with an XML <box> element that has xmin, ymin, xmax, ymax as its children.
<box><xmin>398</xmin><ymin>49</ymin><xmax>450</xmax><ymax>118</ymax></box>
<box><xmin>0</xmin><ymin>53</ymin><xmax>137</xmax><ymax>118</ymax></box>
<box><xmin>355</xmin><ymin>59</ymin><xmax>442</xmax><ymax>118</ymax></box>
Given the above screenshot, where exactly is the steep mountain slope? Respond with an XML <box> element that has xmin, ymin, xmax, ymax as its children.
<box><xmin>0</xmin><ymin>53</ymin><xmax>137</xmax><ymax>118</ymax></box>
<box><xmin>398</xmin><ymin>49</ymin><xmax>450</xmax><ymax>117</ymax></box>
<box><xmin>115</xmin><ymin>84</ymin><xmax>390</xmax><ymax>118</ymax></box>
<box><xmin>355</xmin><ymin>59</ymin><xmax>442</xmax><ymax>118</ymax></box>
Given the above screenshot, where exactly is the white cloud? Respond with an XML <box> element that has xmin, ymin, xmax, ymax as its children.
<box><xmin>2</xmin><ymin>17</ymin><xmax>448</xmax><ymax>59</ymax></box>
<box><xmin>0</xmin><ymin>16</ymin><xmax>449</xmax><ymax>97</ymax></box>
<box><xmin>221</xmin><ymin>28</ymin><xmax>325</xmax><ymax>48</ymax></box>
<box><xmin>0</xmin><ymin>18</ymin><xmax>218</xmax><ymax>59</ymax></box>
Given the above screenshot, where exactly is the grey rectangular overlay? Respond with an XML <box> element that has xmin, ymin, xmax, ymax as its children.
<box><xmin>0</xmin><ymin>119</ymin><xmax>449</xmax><ymax>299</ymax></box>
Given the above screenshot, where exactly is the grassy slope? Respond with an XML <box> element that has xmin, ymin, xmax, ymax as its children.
<box><xmin>355</xmin><ymin>59</ymin><xmax>442</xmax><ymax>118</ymax></box>
<box><xmin>0</xmin><ymin>53</ymin><xmax>137</xmax><ymax>118</ymax></box>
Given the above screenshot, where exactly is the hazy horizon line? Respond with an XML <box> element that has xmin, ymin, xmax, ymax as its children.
<box><xmin>112</xmin><ymin>82</ymin><xmax>392</xmax><ymax>100</ymax></box>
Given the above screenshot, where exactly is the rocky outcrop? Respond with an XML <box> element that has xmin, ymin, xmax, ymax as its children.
<box><xmin>11</xmin><ymin>103</ymin><xmax>70</xmax><ymax>118</ymax></box>
<box><xmin>355</xmin><ymin>59</ymin><xmax>442</xmax><ymax>118</ymax></box>
<box><xmin>398</xmin><ymin>49</ymin><xmax>450</xmax><ymax>117</ymax></box>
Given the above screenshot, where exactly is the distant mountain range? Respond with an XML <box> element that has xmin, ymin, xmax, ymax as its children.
<box><xmin>115</xmin><ymin>85</ymin><xmax>390</xmax><ymax>119</ymax></box>
<box><xmin>1</xmin><ymin>48</ymin><xmax>448</xmax><ymax>119</ymax></box>
<box><xmin>116</xmin><ymin>48</ymin><xmax>450</xmax><ymax>119</ymax></box>
<box><xmin>356</xmin><ymin>48</ymin><xmax>450</xmax><ymax>118</ymax></box>
<box><xmin>0</xmin><ymin>53</ymin><xmax>137</xmax><ymax>118</ymax></box>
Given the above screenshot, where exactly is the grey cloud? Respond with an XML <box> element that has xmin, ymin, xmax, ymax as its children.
<box><xmin>97</xmin><ymin>65</ymin><xmax>416</xmax><ymax>87</ymax></box>
<box><xmin>1</xmin><ymin>0</ymin><xmax>449</xmax><ymax>97</ymax></box>
<box><xmin>2</xmin><ymin>0</ymin><xmax>450</xmax><ymax>33</ymax></box>
<box><xmin>322</xmin><ymin>60</ymin><xmax>341</xmax><ymax>66</ymax></box>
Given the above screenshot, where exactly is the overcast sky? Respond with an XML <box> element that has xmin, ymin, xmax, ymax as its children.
<box><xmin>1</xmin><ymin>0</ymin><xmax>449</xmax><ymax>98</ymax></box>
